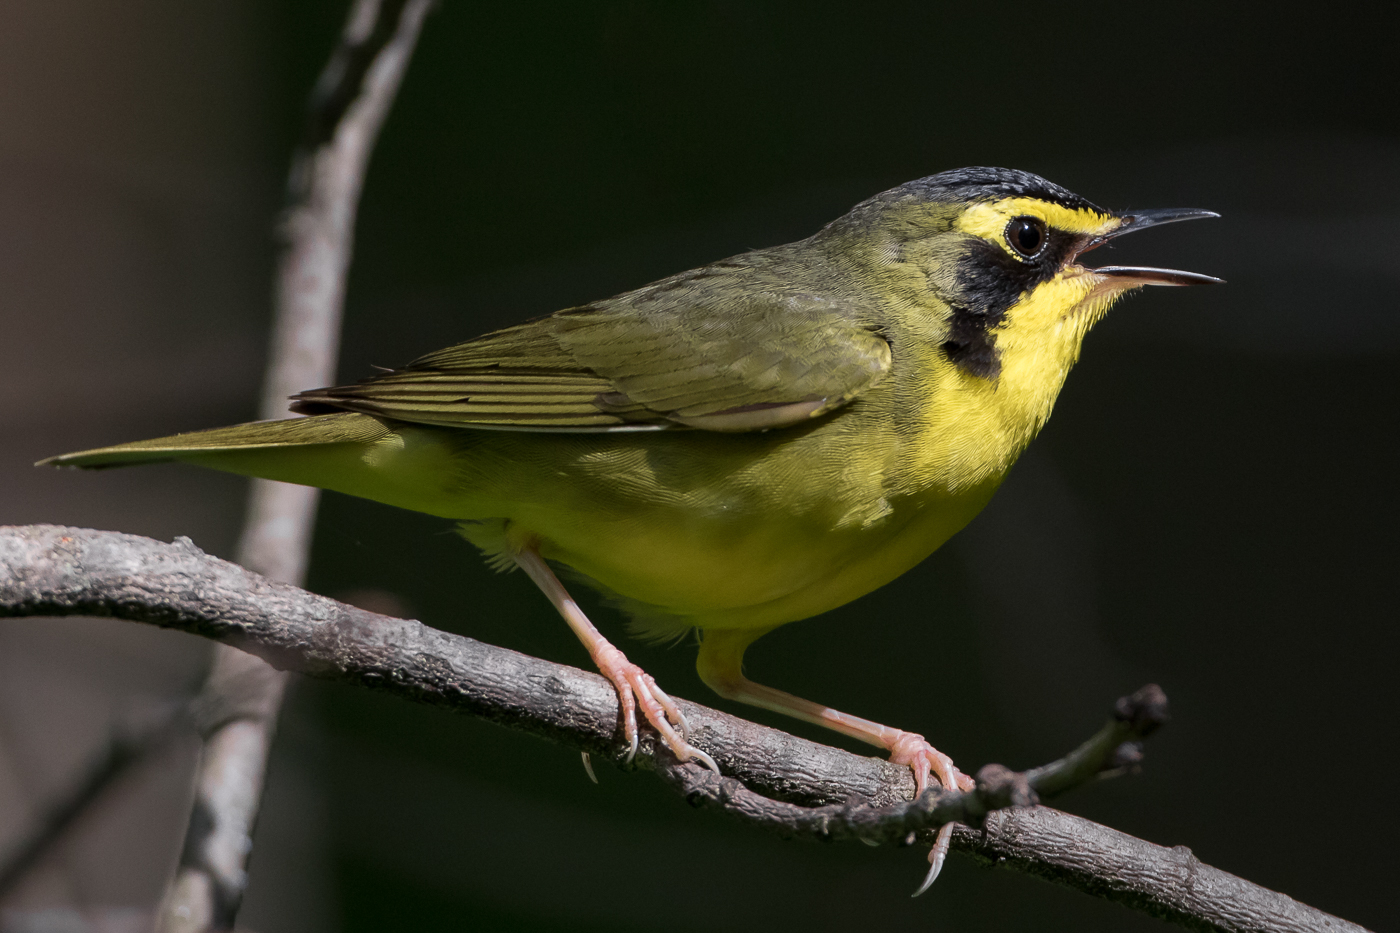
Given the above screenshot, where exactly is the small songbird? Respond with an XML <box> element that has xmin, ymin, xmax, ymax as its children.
<box><xmin>44</xmin><ymin>167</ymin><xmax>1219</xmax><ymax>800</ymax></box>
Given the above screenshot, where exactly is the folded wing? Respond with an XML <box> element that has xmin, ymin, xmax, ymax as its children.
<box><xmin>293</xmin><ymin>275</ymin><xmax>892</xmax><ymax>433</ymax></box>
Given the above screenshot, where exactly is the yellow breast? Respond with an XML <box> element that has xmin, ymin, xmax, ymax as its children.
<box><xmin>898</xmin><ymin>269</ymin><xmax>1106</xmax><ymax>492</ymax></box>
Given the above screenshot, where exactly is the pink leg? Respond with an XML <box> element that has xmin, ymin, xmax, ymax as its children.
<box><xmin>513</xmin><ymin>544</ymin><xmax>718</xmax><ymax>773</ymax></box>
<box><xmin>696</xmin><ymin>628</ymin><xmax>974</xmax><ymax>795</ymax></box>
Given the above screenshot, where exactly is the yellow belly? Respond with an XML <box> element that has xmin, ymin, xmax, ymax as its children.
<box><xmin>323</xmin><ymin>401</ymin><xmax>1004</xmax><ymax>638</ymax></box>
<box><xmin>190</xmin><ymin>337</ymin><xmax>1069</xmax><ymax>640</ymax></box>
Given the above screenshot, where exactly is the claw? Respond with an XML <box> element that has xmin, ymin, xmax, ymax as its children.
<box><xmin>687</xmin><ymin>745</ymin><xmax>721</xmax><ymax>774</ymax></box>
<box><xmin>637</xmin><ymin>672</ymin><xmax>720</xmax><ymax>773</ymax></box>
<box><xmin>597</xmin><ymin>645</ymin><xmax>717</xmax><ymax>772</ymax></box>
<box><xmin>888</xmin><ymin>732</ymin><xmax>974</xmax><ymax>796</ymax></box>
<box><xmin>648</xmin><ymin>678</ymin><xmax>691</xmax><ymax>740</ymax></box>
<box><xmin>911</xmin><ymin>822</ymin><xmax>956</xmax><ymax>897</ymax></box>
<box><xmin>581</xmin><ymin>751</ymin><xmax>598</xmax><ymax>784</ymax></box>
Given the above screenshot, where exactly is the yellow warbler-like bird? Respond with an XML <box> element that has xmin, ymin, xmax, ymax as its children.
<box><xmin>44</xmin><ymin>167</ymin><xmax>1218</xmax><ymax>800</ymax></box>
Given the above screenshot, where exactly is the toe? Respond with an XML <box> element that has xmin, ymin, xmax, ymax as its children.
<box><xmin>887</xmin><ymin>732</ymin><xmax>969</xmax><ymax>795</ymax></box>
<box><xmin>928</xmin><ymin>751</ymin><xmax>972</xmax><ymax>794</ymax></box>
<box><xmin>912</xmin><ymin>822</ymin><xmax>956</xmax><ymax>897</ymax></box>
<box><xmin>631</xmin><ymin>672</ymin><xmax>719</xmax><ymax>773</ymax></box>
<box><xmin>596</xmin><ymin>652</ymin><xmax>717</xmax><ymax>771</ymax></box>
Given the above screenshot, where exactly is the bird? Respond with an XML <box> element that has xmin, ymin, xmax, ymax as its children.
<box><xmin>43</xmin><ymin>166</ymin><xmax>1219</xmax><ymax>807</ymax></box>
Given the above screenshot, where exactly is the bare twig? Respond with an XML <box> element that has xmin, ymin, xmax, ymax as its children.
<box><xmin>0</xmin><ymin>525</ymin><xmax>1371</xmax><ymax>933</ymax></box>
<box><xmin>156</xmin><ymin>3</ymin><xmax>433</xmax><ymax>931</ymax></box>
<box><xmin>0</xmin><ymin>706</ymin><xmax>188</xmax><ymax>898</ymax></box>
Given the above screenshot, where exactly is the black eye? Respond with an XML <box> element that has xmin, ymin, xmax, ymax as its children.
<box><xmin>1005</xmin><ymin>216</ymin><xmax>1048</xmax><ymax>259</ymax></box>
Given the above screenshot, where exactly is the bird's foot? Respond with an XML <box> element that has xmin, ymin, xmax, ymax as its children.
<box><xmin>887</xmin><ymin>731</ymin><xmax>975</xmax><ymax>795</ymax></box>
<box><xmin>887</xmin><ymin>733</ymin><xmax>969</xmax><ymax>897</ymax></box>
<box><xmin>592</xmin><ymin>643</ymin><xmax>719</xmax><ymax>773</ymax></box>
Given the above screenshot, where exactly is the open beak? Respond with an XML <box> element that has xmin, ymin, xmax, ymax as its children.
<box><xmin>1080</xmin><ymin>207</ymin><xmax>1225</xmax><ymax>287</ymax></box>
<box><xmin>1091</xmin><ymin>265</ymin><xmax>1224</xmax><ymax>287</ymax></box>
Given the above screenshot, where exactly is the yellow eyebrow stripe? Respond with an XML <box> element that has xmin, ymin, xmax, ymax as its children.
<box><xmin>955</xmin><ymin>197</ymin><xmax>1118</xmax><ymax>250</ymax></box>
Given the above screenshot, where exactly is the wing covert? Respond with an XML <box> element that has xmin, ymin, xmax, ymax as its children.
<box><xmin>292</xmin><ymin>282</ymin><xmax>891</xmax><ymax>433</ymax></box>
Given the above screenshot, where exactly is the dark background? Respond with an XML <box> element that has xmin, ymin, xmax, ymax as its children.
<box><xmin>2</xmin><ymin>2</ymin><xmax>1396</xmax><ymax>931</ymax></box>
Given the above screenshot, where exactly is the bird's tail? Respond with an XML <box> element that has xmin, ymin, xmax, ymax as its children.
<box><xmin>39</xmin><ymin>412</ymin><xmax>390</xmax><ymax>469</ymax></box>
<box><xmin>39</xmin><ymin>412</ymin><xmax>474</xmax><ymax>519</ymax></box>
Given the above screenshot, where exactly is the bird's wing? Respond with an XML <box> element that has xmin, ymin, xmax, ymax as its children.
<box><xmin>292</xmin><ymin>286</ymin><xmax>891</xmax><ymax>433</ymax></box>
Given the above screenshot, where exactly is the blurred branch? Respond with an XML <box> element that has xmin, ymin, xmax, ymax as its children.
<box><xmin>0</xmin><ymin>705</ymin><xmax>188</xmax><ymax>899</ymax></box>
<box><xmin>157</xmin><ymin>2</ymin><xmax>434</xmax><ymax>931</ymax></box>
<box><xmin>0</xmin><ymin>525</ymin><xmax>1370</xmax><ymax>933</ymax></box>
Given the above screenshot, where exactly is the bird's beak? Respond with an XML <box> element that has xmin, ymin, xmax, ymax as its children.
<box><xmin>1090</xmin><ymin>265</ymin><xmax>1225</xmax><ymax>287</ymax></box>
<box><xmin>1077</xmin><ymin>207</ymin><xmax>1224</xmax><ymax>287</ymax></box>
<box><xmin>1110</xmin><ymin>207</ymin><xmax>1221</xmax><ymax>238</ymax></box>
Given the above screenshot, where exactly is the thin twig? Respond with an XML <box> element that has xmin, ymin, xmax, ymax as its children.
<box><xmin>0</xmin><ymin>706</ymin><xmax>188</xmax><ymax>898</ymax></box>
<box><xmin>0</xmin><ymin>525</ymin><xmax>1371</xmax><ymax>933</ymax></box>
<box><xmin>155</xmin><ymin>3</ymin><xmax>433</xmax><ymax>931</ymax></box>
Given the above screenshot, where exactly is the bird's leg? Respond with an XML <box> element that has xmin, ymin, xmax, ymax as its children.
<box><xmin>512</xmin><ymin>543</ymin><xmax>718</xmax><ymax>773</ymax></box>
<box><xmin>696</xmin><ymin>628</ymin><xmax>974</xmax><ymax>795</ymax></box>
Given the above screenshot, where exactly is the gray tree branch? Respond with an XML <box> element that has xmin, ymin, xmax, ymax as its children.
<box><xmin>0</xmin><ymin>525</ymin><xmax>1368</xmax><ymax>933</ymax></box>
<box><xmin>157</xmin><ymin>2</ymin><xmax>434</xmax><ymax>930</ymax></box>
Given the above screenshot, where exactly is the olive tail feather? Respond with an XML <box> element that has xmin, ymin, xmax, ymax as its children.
<box><xmin>38</xmin><ymin>412</ymin><xmax>389</xmax><ymax>469</ymax></box>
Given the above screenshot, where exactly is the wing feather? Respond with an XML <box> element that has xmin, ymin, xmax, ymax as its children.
<box><xmin>292</xmin><ymin>268</ymin><xmax>892</xmax><ymax>433</ymax></box>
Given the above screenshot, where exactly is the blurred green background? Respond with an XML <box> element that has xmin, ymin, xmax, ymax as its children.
<box><xmin>2</xmin><ymin>2</ymin><xmax>1395</xmax><ymax>931</ymax></box>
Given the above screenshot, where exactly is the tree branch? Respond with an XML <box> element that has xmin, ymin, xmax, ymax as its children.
<box><xmin>0</xmin><ymin>703</ymin><xmax>188</xmax><ymax>899</ymax></box>
<box><xmin>652</xmin><ymin>685</ymin><xmax>1167</xmax><ymax>849</ymax></box>
<box><xmin>0</xmin><ymin>525</ymin><xmax>1369</xmax><ymax>933</ymax></box>
<box><xmin>156</xmin><ymin>3</ymin><xmax>434</xmax><ymax>930</ymax></box>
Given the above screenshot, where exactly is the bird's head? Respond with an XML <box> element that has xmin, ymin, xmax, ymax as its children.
<box><xmin>826</xmin><ymin>166</ymin><xmax>1221</xmax><ymax>380</ymax></box>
